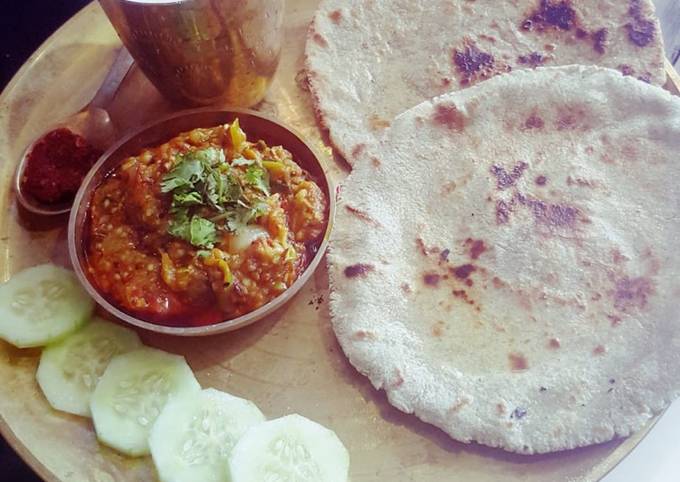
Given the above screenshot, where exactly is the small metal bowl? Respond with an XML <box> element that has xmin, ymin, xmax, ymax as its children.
<box><xmin>68</xmin><ymin>107</ymin><xmax>335</xmax><ymax>336</ymax></box>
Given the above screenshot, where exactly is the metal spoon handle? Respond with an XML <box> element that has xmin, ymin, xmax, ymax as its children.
<box><xmin>88</xmin><ymin>47</ymin><xmax>135</xmax><ymax>110</ymax></box>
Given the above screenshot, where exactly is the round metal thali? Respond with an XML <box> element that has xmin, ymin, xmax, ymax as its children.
<box><xmin>1</xmin><ymin>1</ymin><xmax>679</xmax><ymax>481</ymax></box>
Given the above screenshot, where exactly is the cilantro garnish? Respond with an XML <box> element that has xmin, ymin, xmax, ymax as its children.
<box><xmin>245</xmin><ymin>165</ymin><xmax>270</xmax><ymax>196</ymax></box>
<box><xmin>161</xmin><ymin>145</ymin><xmax>269</xmax><ymax>248</ymax></box>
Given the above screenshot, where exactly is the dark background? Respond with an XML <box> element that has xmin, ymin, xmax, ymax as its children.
<box><xmin>1</xmin><ymin>0</ymin><xmax>91</xmax><ymax>89</ymax></box>
<box><xmin>1</xmin><ymin>2</ymin><xmax>90</xmax><ymax>479</ymax></box>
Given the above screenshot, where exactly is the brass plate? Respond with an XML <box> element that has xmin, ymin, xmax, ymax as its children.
<box><xmin>0</xmin><ymin>2</ymin><xmax>679</xmax><ymax>481</ymax></box>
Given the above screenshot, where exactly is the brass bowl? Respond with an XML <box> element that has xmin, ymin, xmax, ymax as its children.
<box><xmin>68</xmin><ymin>107</ymin><xmax>335</xmax><ymax>336</ymax></box>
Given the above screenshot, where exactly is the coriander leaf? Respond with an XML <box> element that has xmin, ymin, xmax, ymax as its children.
<box><xmin>245</xmin><ymin>165</ymin><xmax>270</xmax><ymax>196</ymax></box>
<box><xmin>232</xmin><ymin>157</ymin><xmax>255</xmax><ymax>167</ymax></box>
<box><xmin>173</xmin><ymin>190</ymin><xmax>202</xmax><ymax>206</ymax></box>
<box><xmin>190</xmin><ymin>147</ymin><xmax>226</xmax><ymax>167</ymax></box>
<box><xmin>161</xmin><ymin>158</ymin><xmax>203</xmax><ymax>192</ymax></box>
<box><xmin>204</xmin><ymin>172</ymin><xmax>242</xmax><ymax>209</ymax></box>
<box><xmin>167</xmin><ymin>207</ymin><xmax>191</xmax><ymax>239</ymax></box>
<box><xmin>196</xmin><ymin>250</ymin><xmax>212</xmax><ymax>258</ymax></box>
<box><xmin>220</xmin><ymin>202</ymin><xmax>268</xmax><ymax>233</ymax></box>
<box><xmin>189</xmin><ymin>216</ymin><xmax>218</xmax><ymax>248</ymax></box>
<box><xmin>203</xmin><ymin>171</ymin><xmax>224</xmax><ymax>210</ymax></box>
<box><xmin>223</xmin><ymin>174</ymin><xmax>243</xmax><ymax>203</ymax></box>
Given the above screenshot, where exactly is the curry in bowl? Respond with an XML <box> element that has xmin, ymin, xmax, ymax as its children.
<box><xmin>84</xmin><ymin>120</ymin><xmax>327</xmax><ymax>327</ymax></box>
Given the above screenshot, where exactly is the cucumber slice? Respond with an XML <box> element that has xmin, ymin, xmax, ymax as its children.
<box><xmin>149</xmin><ymin>388</ymin><xmax>265</xmax><ymax>482</ymax></box>
<box><xmin>90</xmin><ymin>347</ymin><xmax>201</xmax><ymax>456</ymax></box>
<box><xmin>229</xmin><ymin>414</ymin><xmax>350</xmax><ymax>482</ymax></box>
<box><xmin>36</xmin><ymin>318</ymin><xmax>142</xmax><ymax>417</ymax></box>
<box><xmin>0</xmin><ymin>264</ymin><xmax>94</xmax><ymax>348</ymax></box>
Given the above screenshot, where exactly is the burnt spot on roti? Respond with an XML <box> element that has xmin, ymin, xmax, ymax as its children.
<box><xmin>351</xmin><ymin>143</ymin><xmax>366</xmax><ymax>159</ymax></box>
<box><xmin>626</xmin><ymin>21</ymin><xmax>655</xmax><ymax>47</ymax></box>
<box><xmin>593</xmin><ymin>345</ymin><xmax>607</xmax><ymax>356</ymax></box>
<box><xmin>452</xmin><ymin>289</ymin><xmax>475</xmax><ymax>305</ymax></box>
<box><xmin>575</xmin><ymin>28</ymin><xmax>588</xmax><ymax>39</ymax></box>
<box><xmin>613</xmin><ymin>276</ymin><xmax>654</xmax><ymax>312</ymax></box>
<box><xmin>492</xmin><ymin>276</ymin><xmax>506</xmax><ymax>289</ymax></box>
<box><xmin>491</xmin><ymin>161</ymin><xmax>528</xmax><ymax>190</ymax></box>
<box><xmin>351</xmin><ymin>330</ymin><xmax>375</xmax><ymax>341</ymax></box>
<box><xmin>441</xmin><ymin>180</ymin><xmax>457</xmax><ymax>195</ymax></box>
<box><xmin>612</xmin><ymin>249</ymin><xmax>628</xmax><ymax>264</ymax></box>
<box><xmin>517</xmin><ymin>52</ymin><xmax>546</xmax><ymax>67</ymax></box>
<box><xmin>416</xmin><ymin>237</ymin><xmax>439</xmax><ymax>256</ymax></box>
<box><xmin>440</xmin><ymin>249</ymin><xmax>451</xmax><ymax>262</ymax></box>
<box><xmin>479</xmin><ymin>34</ymin><xmax>497</xmax><ymax>44</ymax></box>
<box><xmin>517</xmin><ymin>193</ymin><xmax>580</xmax><ymax>228</ymax></box>
<box><xmin>496</xmin><ymin>200</ymin><xmax>512</xmax><ymax>225</ymax></box>
<box><xmin>389</xmin><ymin>370</ymin><xmax>404</xmax><ymax>389</ymax></box>
<box><xmin>295</xmin><ymin>69</ymin><xmax>310</xmax><ymax>92</ymax></box>
<box><xmin>453</xmin><ymin>43</ymin><xmax>495</xmax><ymax>85</ymax></box>
<box><xmin>530</xmin><ymin>200</ymin><xmax>578</xmax><ymax>227</ymax></box>
<box><xmin>423</xmin><ymin>273</ymin><xmax>441</xmax><ymax>287</ymax></box>
<box><xmin>592</xmin><ymin>28</ymin><xmax>608</xmax><ymax>54</ymax></box>
<box><xmin>369</xmin><ymin>115</ymin><xmax>391</xmax><ymax>130</ymax></box>
<box><xmin>548</xmin><ymin>338</ymin><xmax>561</xmax><ymax>349</ymax></box>
<box><xmin>637</xmin><ymin>72</ymin><xmax>652</xmax><ymax>83</ymax></box>
<box><xmin>618</xmin><ymin>64</ymin><xmax>635</xmax><ymax>76</ymax></box>
<box><xmin>509</xmin><ymin>352</ymin><xmax>529</xmax><ymax>371</ymax></box>
<box><xmin>371</xmin><ymin>156</ymin><xmax>382</xmax><ymax>168</ymax></box>
<box><xmin>345</xmin><ymin>205</ymin><xmax>381</xmax><ymax>227</ymax></box>
<box><xmin>535</xmin><ymin>175</ymin><xmax>548</xmax><ymax>186</ymax></box>
<box><xmin>447</xmin><ymin>397</ymin><xmax>471</xmax><ymax>415</ymax></box>
<box><xmin>511</xmin><ymin>407</ymin><xmax>528</xmax><ymax>419</ymax></box>
<box><xmin>328</xmin><ymin>9</ymin><xmax>342</xmax><ymax>23</ymax></box>
<box><xmin>344</xmin><ymin>263</ymin><xmax>374</xmax><ymax>278</ymax></box>
<box><xmin>431</xmin><ymin>321</ymin><xmax>446</xmax><ymax>337</ymax></box>
<box><xmin>522</xmin><ymin>0</ymin><xmax>576</xmax><ymax>32</ymax></box>
<box><xmin>567</xmin><ymin>176</ymin><xmax>597</xmax><ymax>189</ymax></box>
<box><xmin>312</xmin><ymin>32</ymin><xmax>328</xmax><ymax>48</ymax></box>
<box><xmin>495</xmin><ymin>192</ymin><xmax>584</xmax><ymax>230</ymax></box>
<box><xmin>432</xmin><ymin>103</ymin><xmax>466</xmax><ymax>131</ymax></box>
<box><xmin>524</xmin><ymin>115</ymin><xmax>545</xmax><ymax>129</ymax></box>
<box><xmin>465</xmin><ymin>238</ymin><xmax>487</xmax><ymax>260</ymax></box>
<box><xmin>401</xmin><ymin>282</ymin><xmax>412</xmax><ymax>294</ymax></box>
<box><xmin>626</xmin><ymin>0</ymin><xmax>656</xmax><ymax>47</ymax></box>
<box><xmin>451</xmin><ymin>264</ymin><xmax>476</xmax><ymax>279</ymax></box>
<box><xmin>556</xmin><ymin>104</ymin><xmax>590</xmax><ymax>131</ymax></box>
<box><xmin>608</xmin><ymin>314</ymin><xmax>623</xmax><ymax>327</ymax></box>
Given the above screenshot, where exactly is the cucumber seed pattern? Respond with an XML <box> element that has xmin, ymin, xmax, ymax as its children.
<box><xmin>62</xmin><ymin>337</ymin><xmax>119</xmax><ymax>390</ymax></box>
<box><xmin>264</xmin><ymin>437</ymin><xmax>322</xmax><ymax>482</ymax></box>
<box><xmin>180</xmin><ymin>405</ymin><xmax>239</xmax><ymax>466</ymax></box>
<box><xmin>11</xmin><ymin>280</ymin><xmax>68</xmax><ymax>322</ymax></box>
<box><xmin>114</xmin><ymin>371</ymin><xmax>171</xmax><ymax>427</ymax></box>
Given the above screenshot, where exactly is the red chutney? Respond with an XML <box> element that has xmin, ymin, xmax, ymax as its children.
<box><xmin>22</xmin><ymin>128</ymin><xmax>102</xmax><ymax>204</ymax></box>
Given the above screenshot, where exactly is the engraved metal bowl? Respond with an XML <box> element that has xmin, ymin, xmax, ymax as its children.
<box><xmin>68</xmin><ymin>107</ymin><xmax>335</xmax><ymax>335</ymax></box>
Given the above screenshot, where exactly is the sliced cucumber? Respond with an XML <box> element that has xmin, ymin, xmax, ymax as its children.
<box><xmin>90</xmin><ymin>347</ymin><xmax>200</xmax><ymax>456</ymax></box>
<box><xmin>36</xmin><ymin>318</ymin><xmax>142</xmax><ymax>417</ymax></box>
<box><xmin>149</xmin><ymin>388</ymin><xmax>265</xmax><ymax>482</ymax></box>
<box><xmin>0</xmin><ymin>264</ymin><xmax>94</xmax><ymax>348</ymax></box>
<box><xmin>229</xmin><ymin>414</ymin><xmax>349</xmax><ymax>482</ymax></box>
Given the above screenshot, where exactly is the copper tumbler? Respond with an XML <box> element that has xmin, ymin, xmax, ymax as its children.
<box><xmin>99</xmin><ymin>0</ymin><xmax>284</xmax><ymax>107</ymax></box>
